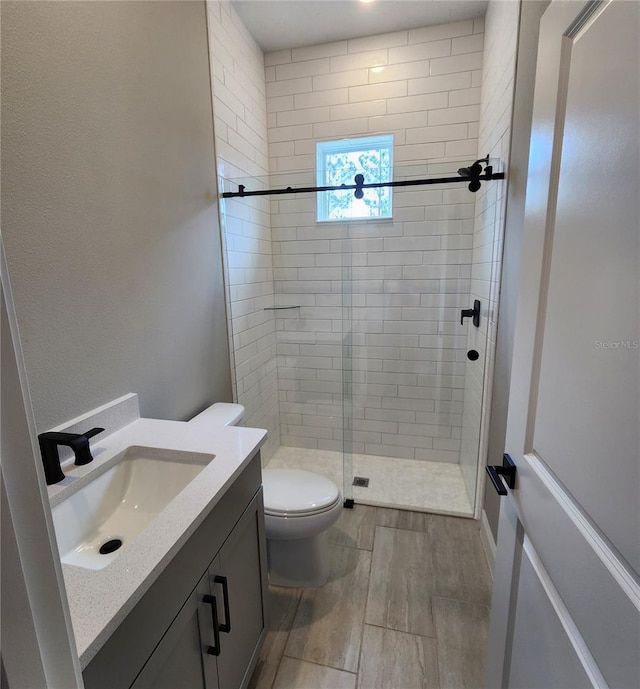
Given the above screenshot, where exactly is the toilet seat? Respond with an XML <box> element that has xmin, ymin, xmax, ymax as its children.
<box><xmin>263</xmin><ymin>495</ymin><xmax>343</xmax><ymax>541</ymax></box>
<box><xmin>262</xmin><ymin>469</ymin><xmax>340</xmax><ymax>517</ymax></box>
<box><xmin>265</xmin><ymin>494</ymin><xmax>342</xmax><ymax>518</ymax></box>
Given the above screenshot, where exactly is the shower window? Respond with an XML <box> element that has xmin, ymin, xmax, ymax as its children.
<box><xmin>316</xmin><ymin>134</ymin><xmax>393</xmax><ymax>222</ymax></box>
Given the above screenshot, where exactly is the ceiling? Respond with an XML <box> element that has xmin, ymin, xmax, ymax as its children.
<box><xmin>231</xmin><ymin>0</ymin><xmax>489</xmax><ymax>53</ymax></box>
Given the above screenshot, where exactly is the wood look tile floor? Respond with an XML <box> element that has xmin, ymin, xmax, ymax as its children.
<box><xmin>249</xmin><ymin>505</ymin><xmax>492</xmax><ymax>689</ymax></box>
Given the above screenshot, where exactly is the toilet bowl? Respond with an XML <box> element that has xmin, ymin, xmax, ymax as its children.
<box><xmin>190</xmin><ymin>403</ymin><xmax>342</xmax><ymax>588</ymax></box>
<box><xmin>262</xmin><ymin>469</ymin><xmax>342</xmax><ymax>588</ymax></box>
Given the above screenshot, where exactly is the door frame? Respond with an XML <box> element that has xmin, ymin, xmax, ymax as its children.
<box><xmin>486</xmin><ymin>1</ymin><xmax>640</xmax><ymax>685</ymax></box>
<box><xmin>481</xmin><ymin>0</ymin><xmax>550</xmax><ymax>554</ymax></box>
<box><xmin>1</xmin><ymin>238</ymin><xmax>83</xmax><ymax>688</ymax></box>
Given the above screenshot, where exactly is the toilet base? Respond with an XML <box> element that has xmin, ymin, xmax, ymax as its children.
<box><xmin>267</xmin><ymin>532</ymin><xmax>330</xmax><ymax>588</ymax></box>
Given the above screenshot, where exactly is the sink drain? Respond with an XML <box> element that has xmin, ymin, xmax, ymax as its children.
<box><xmin>99</xmin><ymin>539</ymin><xmax>123</xmax><ymax>555</ymax></box>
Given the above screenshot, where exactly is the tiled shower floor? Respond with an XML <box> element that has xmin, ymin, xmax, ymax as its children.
<box><xmin>266</xmin><ymin>447</ymin><xmax>474</xmax><ymax>517</ymax></box>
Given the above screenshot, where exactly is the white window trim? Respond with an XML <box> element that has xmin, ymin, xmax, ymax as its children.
<box><xmin>316</xmin><ymin>134</ymin><xmax>394</xmax><ymax>222</ymax></box>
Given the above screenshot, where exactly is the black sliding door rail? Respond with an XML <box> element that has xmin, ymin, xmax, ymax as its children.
<box><xmin>220</xmin><ymin>157</ymin><xmax>504</xmax><ymax>199</ymax></box>
<box><xmin>221</xmin><ymin>172</ymin><xmax>504</xmax><ymax>199</ymax></box>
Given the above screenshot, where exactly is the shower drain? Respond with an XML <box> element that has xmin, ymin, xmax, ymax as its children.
<box><xmin>99</xmin><ymin>538</ymin><xmax>123</xmax><ymax>555</ymax></box>
<box><xmin>352</xmin><ymin>476</ymin><xmax>369</xmax><ymax>488</ymax></box>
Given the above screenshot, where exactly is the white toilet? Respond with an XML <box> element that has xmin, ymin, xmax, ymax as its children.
<box><xmin>189</xmin><ymin>403</ymin><xmax>342</xmax><ymax>588</ymax></box>
<box><xmin>262</xmin><ymin>468</ymin><xmax>342</xmax><ymax>588</ymax></box>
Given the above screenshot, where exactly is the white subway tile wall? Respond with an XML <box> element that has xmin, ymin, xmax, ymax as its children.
<box><xmin>267</xmin><ymin>20</ymin><xmax>483</xmax><ymax>174</ymax></box>
<box><xmin>266</xmin><ymin>21</ymin><xmax>486</xmax><ymax>464</ymax></box>
<box><xmin>459</xmin><ymin>6</ymin><xmax>520</xmax><ymax>506</ymax></box>
<box><xmin>207</xmin><ymin>1</ymin><xmax>280</xmax><ymax>461</ymax></box>
<box><xmin>206</xmin><ymin>5</ymin><xmax>513</xmax><ymax>506</ymax></box>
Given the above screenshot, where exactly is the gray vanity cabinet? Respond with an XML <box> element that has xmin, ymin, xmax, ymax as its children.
<box><xmin>212</xmin><ymin>494</ymin><xmax>266</xmax><ymax>689</ymax></box>
<box><xmin>130</xmin><ymin>490</ymin><xmax>267</xmax><ymax>689</ymax></box>
<box><xmin>131</xmin><ymin>494</ymin><xmax>266</xmax><ymax>689</ymax></box>
<box><xmin>130</xmin><ymin>573</ymin><xmax>219</xmax><ymax>689</ymax></box>
<box><xmin>83</xmin><ymin>455</ymin><xmax>267</xmax><ymax>689</ymax></box>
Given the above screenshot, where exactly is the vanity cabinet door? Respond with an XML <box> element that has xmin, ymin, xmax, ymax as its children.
<box><xmin>210</xmin><ymin>490</ymin><xmax>268</xmax><ymax>689</ymax></box>
<box><xmin>130</xmin><ymin>573</ymin><xmax>219</xmax><ymax>689</ymax></box>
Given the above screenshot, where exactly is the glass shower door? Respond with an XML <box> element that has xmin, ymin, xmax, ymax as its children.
<box><xmin>341</xmin><ymin>162</ymin><xmax>502</xmax><ymax>517</ymax></box>
<box><xmin>221</xmin><ymin>160</ymin><xmax>505</xmax><ymax>519</ymax></box>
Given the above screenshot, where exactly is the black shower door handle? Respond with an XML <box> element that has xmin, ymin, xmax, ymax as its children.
<box><xmin>486</xmin><ymin>454</ymin><xmax>517</xmax><ymax>496</ymax></box>
<box><xmin>461</xmin><ymin>299</ymin><xmax>481</xmax><ymax>327</ymax></box>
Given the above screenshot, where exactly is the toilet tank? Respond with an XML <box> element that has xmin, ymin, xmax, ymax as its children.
<box><xmin>189</xmin><ymin>402</ymin><xmax>245</xmax><ymax>426</ymax></box>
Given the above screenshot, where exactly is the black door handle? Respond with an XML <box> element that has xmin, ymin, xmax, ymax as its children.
<box><xmin>214</xmin><ymin>575</ymin><xmax>231</xmax><ymax>633</ymax></box>
<box><xmin>203</xmin><ymin>594</ymin><xmax>221</xmax><ymax>656</ymax></box>
<box><xmin>486</xmin><ymin>454</ymin><xmax>516</xmax><ymax>496</ymax></box>
<box><xmin>461</xmin><ymin>299</ymin><xmax>481</xmax><ymax>327</ymax></box>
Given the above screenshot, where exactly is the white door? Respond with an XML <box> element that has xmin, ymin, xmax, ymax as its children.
<box><xmin>486</xmin><ymin>1</ymin><xmax>640</xmax><ymax>688</ymax></box>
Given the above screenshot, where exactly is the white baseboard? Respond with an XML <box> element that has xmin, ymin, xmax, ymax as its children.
<box><xmin>480</xmin><ymin>509</ymin><xmax>496</xmax><ymax>576</ymax></box>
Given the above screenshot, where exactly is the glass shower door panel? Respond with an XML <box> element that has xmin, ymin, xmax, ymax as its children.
<box><xmin>270</xmin><ymin>177</ymin><xmax>345</xmax><ymax>492</ymax></box>
<box><xmin>342</xmin><ymin>229</ymin><xmax>354</xmax><ymax>504</ymax></box>
<box><xmin>342</xmin><ymin>171</ymin><xmax>484</xmax><ymax>516</ymax></box>
<box><xmin>458</xmin><ymin>177</ymin><xmax>500</xmax><ymax>512</ymax></box>
<box><xmin>223</xmin><ymin>160</ymin><xmax>505</xmax><ymax>519</ymax></box>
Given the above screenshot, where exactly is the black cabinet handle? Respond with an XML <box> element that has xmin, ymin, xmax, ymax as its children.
<box><xmin>203</xmin><ymin>594</ymin><xmax>221</xmax><ymax>656</ymax></box>
<box><xmin>214</xmin><ymin>575</ymin><xmax>231</xmax><ymax>633</ymax></box>
<box><xmin>486</xmin><ymin>454</ymin><xmax>517</xmax><ymax>496</ymax></box>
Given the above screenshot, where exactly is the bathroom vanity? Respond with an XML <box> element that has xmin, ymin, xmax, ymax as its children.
<box><xmin>82</xmin><ymin>455</ymin><xmax>267</xmax><ymax>689</ymax></box>
<box><xmin>46</xmin><ymin>395</ymin><xmax>269</xmax><ymax>689</ymax></box>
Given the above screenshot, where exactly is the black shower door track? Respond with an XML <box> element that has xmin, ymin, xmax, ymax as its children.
<box><xmin>221</xmin><ymin>171</ymin><xmax>505</xmax><ymax>199</ymax></box>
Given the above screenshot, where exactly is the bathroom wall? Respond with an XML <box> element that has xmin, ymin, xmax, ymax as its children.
<box><xmin>266</xmin><ymin>19</ymin><xmax>484</xmax><ymax>173</ymax></box>
<box><xmin>459</xmin><ymin>0</ymin><xmax>522</xmax><ymax>510</ymax></box>
<box><xmin>264</xmin><ymin>21</ymin><xmax>486</xmax><ymax>461</ymax></box>
<box><xmin>1</xmin><ymin>1</ymin><xmax>232</xmax><ymax>430</ymax></box>
<box><xmin>206</xmin><ymin>1</ymin><xmax>280</xmax><ymax>461</ymax></box>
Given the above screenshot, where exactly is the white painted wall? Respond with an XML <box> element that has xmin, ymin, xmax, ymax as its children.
<box><xmin>207</xmin><ymin>1</ymin><xmax>280</xmax><ymax>461</ymax></box>
<box><xmin>265</xmin><ymin>21</ymin><xmax>490</xmax><ymax>462</ymax></box>
<box><xmin>2</xmin><ymin>1</ymin><xmax>231</xmax><ymax>431</ymax></box>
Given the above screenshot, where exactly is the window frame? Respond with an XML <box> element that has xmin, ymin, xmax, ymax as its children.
<box><xmin>315</xmin><ymin>134</ymin><xmax>394</xmax><ymax>222</ymax></box>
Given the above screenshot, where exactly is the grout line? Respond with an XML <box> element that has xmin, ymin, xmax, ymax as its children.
<box><xmin>265</xmin><ymin>589</ymin><xmax>303</xmax><ymax>689</ymax></box>
<box><xmin>432</xmin><ymin>600</ymin><xmax>443</xmax><ymax>689</ymax></box>
<box><xmin>362</xmin><ymin>620</ymin><xmax>439</xmax><ymax>641</ymax></box>
<box><xmin>355</xmin><ymin>522</ymin><xmax>375</xmax><ymax>684</ymax></box>
<box><xmin>432</xmin><ymin>593</ymin><xmax>491</xmax><ymax>610</ymax></box>
<box><xmin>280</xmin><ymin>654</ymin><xmax>358</xmax><ymax>676</ymax></box>
<box><xmin>431</xmin><ymin>589</ymin><xmax>444</xmax><ymax>689</ymax></box>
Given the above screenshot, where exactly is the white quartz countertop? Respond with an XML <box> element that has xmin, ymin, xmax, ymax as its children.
<box><xmin>50</xmin><ymin>417</ymin><xmax>267</xmax><ymax>668</ymax></box>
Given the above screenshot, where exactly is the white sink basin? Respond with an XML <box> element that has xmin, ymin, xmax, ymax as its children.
<box><xmin>52</xmin><ymin>446</ymin><xmax>214</xmax><ymax>570</ymax></box>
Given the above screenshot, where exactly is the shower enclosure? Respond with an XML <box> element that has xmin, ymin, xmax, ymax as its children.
<box><xmin>220</xmin><ymin>160</ymin><xmax>503</xmax><ymax>518</ymax></box>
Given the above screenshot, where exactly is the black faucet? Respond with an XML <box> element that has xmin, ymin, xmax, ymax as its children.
<box><xmin>38</xmin><ymin>427</ymin><xmax>104</xmax><ymax>485</ymax></box>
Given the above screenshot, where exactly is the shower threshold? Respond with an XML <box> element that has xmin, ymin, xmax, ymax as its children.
<box><xmin>267</xmin><ymin>447</ymin><xmax>473</xmax><ymax>517</ymax></box>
